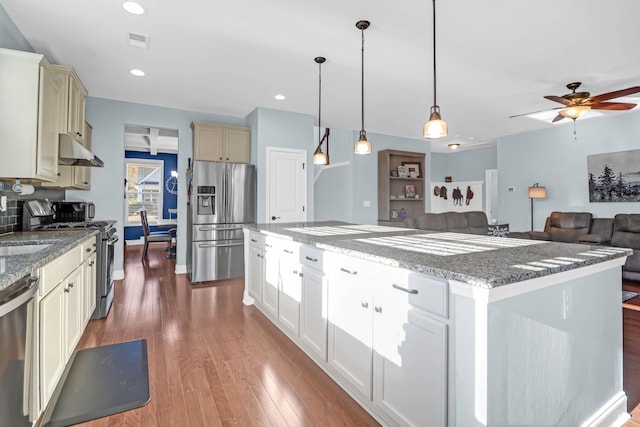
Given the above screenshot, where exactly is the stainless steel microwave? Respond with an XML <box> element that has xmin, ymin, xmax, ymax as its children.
<box><xmin>51</xmin><ymin>201</ymin><xmax>95</xmax><ymax>222</ymax></box>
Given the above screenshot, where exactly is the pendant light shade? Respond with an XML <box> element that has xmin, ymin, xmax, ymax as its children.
<box><xmin>354</xmin><ymin>20</ymin><xmax>372</xmax><ymax>155</ymax></box>
<box><xmin>313</xmin><ymin>56</ymin><xmax>329</xmax><ymax>165</ymax></box>
<box><xmin>424</xmin><ymin>0</ymin><xmax>447</xmax><ymax>139</ymax></box>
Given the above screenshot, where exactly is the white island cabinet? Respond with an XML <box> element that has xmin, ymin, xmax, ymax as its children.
<box><xmin>243</xmin><ymin>223</ymin><xmax>630</xmax><ymax>427</ymax></box>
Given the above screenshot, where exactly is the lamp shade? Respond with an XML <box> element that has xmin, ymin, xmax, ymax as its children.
<box><xmin>423</xmin><ymin>106</ymin><xmax>448</xmax><ymax>139</ymax></box>
<box><xmin>528</xmin><ymin>186</ymin><xmax>546</xmax><ymax>199</ymax></box>
<box><xmin>354</xmin><ymin>131</ymin><xmax>371</xmax><ymax>155</ymax></box>
<box><xmin>313</xmin><ymin>151</ymin><xmax>328</xmax><ymax>165</ymax></box>
<box><xmin>559</xmin><ymin>105</ymin><xmax>590</xmax><ymax>120</ymax></box>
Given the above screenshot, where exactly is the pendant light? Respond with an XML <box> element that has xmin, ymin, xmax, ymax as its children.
<box><xmin>354</xmin><ymin>20</ymin><xmax>372</xmax><ymax>155</ymax></box>
<box><xmin>313</xmin><ymin>57</ymin><xmax>329</xmax><ymax>165</ymax></box>
<box><xmin>423</xmin><ymin>0</ymin><xmax>448</xmax><ymax>139</ymax></box>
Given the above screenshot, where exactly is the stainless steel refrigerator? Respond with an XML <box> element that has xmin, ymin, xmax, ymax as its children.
<box><xmin>187</xmin><ymin>161</ymin><xmax>256</xmax><ymax>283</ymax></box>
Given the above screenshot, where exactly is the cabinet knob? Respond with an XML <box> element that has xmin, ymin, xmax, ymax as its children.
<box><xmin>64</xmin><ymin>288</ymin><xmax>70</xmax><ymax>293</ymax></box>
<box><xmin>298</xmin><ymin>272</ymin><xmax>303</xmax><ymax>277</ymax></box>
<box><xmin>83</xmin><ymin>181</ymin><xmax>88</xmax><ymax>184</ymax></box>
<box><xmin>374</xmin><ymin>306</ymin><xmax>382</xmax><ymax>313</ymax></box>
<box><xmin>361</xmin><ymin>302</ymin><xmax>369</xmax><ymax>309</ymax></box>
<box><xmin>68</xmin><ymin>282</ymin><xmax>74</xmax><ymax>288</ymax></box>
<box><xmin>226</xmin><ymin>157</ymin><xmax>229</xmax><ymax>161</ymax></box>
<box><xmin>85</xmin><ymin>248</ymin><xmax>91</xmax><ymax>252</ymax></box>
<box><xmin>219</xmin><ymin>157</ymin><xmax>223</xmax><ymax>160</ymax></box>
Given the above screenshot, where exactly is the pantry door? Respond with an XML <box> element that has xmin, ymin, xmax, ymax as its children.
<box><xmin>266</xmin><ymin>147</ymin><xmax>307</xmax><ymax>223</ymax></box>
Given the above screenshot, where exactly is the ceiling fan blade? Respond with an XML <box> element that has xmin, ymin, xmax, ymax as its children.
<box><xmin>590</xmin><ymin>101</ymin><xmax>637</xmax><ymax>110</ymax></box>
<box><xmin>591</xmin><ymin>87</ymin><xmax>640</xmax><ymax>102</ymax></box>
<box><xmin>508</xmin><ymin>106</ymin><xmax>563</xmax><ymax>118</ymax></box>
<box><xmin>544</xmin><ymin>95</ymin><xmax>572</xmax><ymax>106</ymax></box>
<box><xmin>552</xmin><ymin>113</ymin><xmax>565</xmax><ymax>123</ymax></box>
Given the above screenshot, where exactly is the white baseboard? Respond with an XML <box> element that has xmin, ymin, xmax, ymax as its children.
<box><xmin>581</xmin><ymin>391</ymin><xmax>629</xmax><ymax>427</ymax></box>
<box><xmin>175</xmin><ymin>264</ymin><xmax>187</xmax><ymax>275</ymax></box>
<box><xmin>114</xmin><ymin>269</ymin><xmax>125</xmax><ymax>280</ymax></box>
<box><xmin>125</xmin><ymin>237</ymin><xmax>175</xmax><ymax>246</ymax></box>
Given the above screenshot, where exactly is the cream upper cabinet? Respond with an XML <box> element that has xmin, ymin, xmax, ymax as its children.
<box><xmin>0</xmin><ymin>48</ymin><xmax>61</xmax><ymax>182</ymax></box>
<box><xmin>52</xmin><ymin>64</ymin><xmax>87</xmax><ymax>143</ymax></box>
<box><xmin>191</xmin><ymin>121</ymin><xmax>250</xmax><ymax>163</ymax></box>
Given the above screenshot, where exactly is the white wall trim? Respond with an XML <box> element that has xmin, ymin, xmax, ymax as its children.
<box><xmin>175</xmin><ymin>264</ymin><xmax>187</xmax><ymax>275</ymax></box>
<box><xmin>314</xmin><ymin>160</ymin><xmax>350</xmax><ymax>183</ymax></box>
<box><xmin>580</xmin><ymin>391</ymin><xmax>629</xmax><ymax>427</ymax></box>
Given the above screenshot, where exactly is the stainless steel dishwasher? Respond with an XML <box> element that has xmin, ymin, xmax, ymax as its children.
<box><xmin>0</xmin><ymin>275</ymin><xmax>38</xmax><ymax>427</ymax></box>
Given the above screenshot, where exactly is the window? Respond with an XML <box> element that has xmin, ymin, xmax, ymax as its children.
<box><xmin>125</xmin><ymin>159</ymin><xmax>163</xmax><ymax>224</ymax></box>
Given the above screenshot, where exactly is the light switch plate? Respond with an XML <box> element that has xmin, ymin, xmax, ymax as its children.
<box><xmin>363</xmin><ymin>200</ymin><xmax>371</xmax><ymax>207</ymax></box>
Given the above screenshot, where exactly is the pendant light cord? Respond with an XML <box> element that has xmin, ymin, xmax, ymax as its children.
<box><xmin>361</xmin><ymin>27</ymin><xmax>365</xmax><ymax>132</ymax></box>
<box><xmin>318</xmin><ymin>60</ymin><xmax>322</xmax><ymax>144</ymax></box>
<box><xmin>432</xmin><ymin>0</ymin><xmax>437</xmax><ymax>106</ymax></box>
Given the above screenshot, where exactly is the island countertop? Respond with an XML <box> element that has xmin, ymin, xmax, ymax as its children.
<box><xmin>245</xmin><ymin>221</ymin><xmax>631</xmax><ymax>288</ymax></box>
<box><xmin>0</xmin><ymin>230</ymin><xmax>100</xmax><ymax>291</ymax></box>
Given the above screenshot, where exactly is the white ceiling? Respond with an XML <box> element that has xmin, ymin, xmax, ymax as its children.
<box><xmin>4</xmin><ymin>0</ymin><xmax>640</xmax><ymax>153</ymax></box>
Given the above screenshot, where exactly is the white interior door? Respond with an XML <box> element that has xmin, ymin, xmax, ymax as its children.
<box><xmin>266</xmin><ymin>147</ymin><xmax>307</xmax><ymax>223</ymax></box>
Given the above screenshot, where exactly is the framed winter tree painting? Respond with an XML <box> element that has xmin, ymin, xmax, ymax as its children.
<box><xmin>588</xmin><ymin>149</ymin><xmax>640</xmax><ymax>202</ymax></box>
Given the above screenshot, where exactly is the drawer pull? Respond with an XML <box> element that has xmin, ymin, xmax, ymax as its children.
<box><xmin>305</xmin><ymin>256</ymin><xmax>318</xmax><ymax>262</ymax></box>
<box><xmin>340</xmin><ymin>267</ymin><xmax>357</xmax><ymax>275</ymax></box>
<box><xmin>251</xmin><ymin>238</ymin><xmax>258</xmax><ymax>242</ymax></box>
<box><xmin>85</xmin><ymin>248</ymin><xmax>92</xmax><ymax>252</ymax></box>
<box><xmin>392</xmin><ymin>284</ymin><xmax>418</xmax><ymax>294</ymax></box>
<box><xmin>284</xmin><ymin>249</ymin><xmax>293</xmax><ymax>254</ymax></box>
<box><xmin>265</xmin><ymin>243</ymin><xmax>272</xmax><ymax>248</ymax></box>
<box><xmin>361</xmin><ymin>302</ymin><xmax>369</xmax><ymax>308</ymax></box>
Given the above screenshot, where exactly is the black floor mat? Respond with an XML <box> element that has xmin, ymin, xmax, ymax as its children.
<box><xmin>42</xmin><ymin>339</ymin><xmax>150</xmax><ymax>427</ymax></box>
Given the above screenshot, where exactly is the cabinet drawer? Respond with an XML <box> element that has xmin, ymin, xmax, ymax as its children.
<box><xmin>300</xmin><ymin>245</ymin><xmax>323</xmax><ymax>271</ymax></box>
<box><xmin>40</xmin><ymin>245</ymin><xmax>81</xmax><ymax>296</ymax></box>
<box><xmin>249</xmin><ymin>232</ymin><xmax>265</xmax><ymax>249</ymax></box>
<box><xmin>404</xmin><ymin>274</ymin><xmax>449</xmax><ymax>318</ymax></box>
<box><xmin>80</xmin><ymin>236</ymin><xmax>97</xmax><ymax>261</ymax></box>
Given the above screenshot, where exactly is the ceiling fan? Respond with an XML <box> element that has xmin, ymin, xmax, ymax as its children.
<box><xmin>510</xmin><ymin>82</ymin><xmax>640</xmax><ymax>122</ymax></box>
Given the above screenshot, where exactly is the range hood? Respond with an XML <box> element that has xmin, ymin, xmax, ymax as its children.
<box><xmin>58</xmin><ymin>134</ymin><xmax>104</xmax><ymax>167</ymax></box>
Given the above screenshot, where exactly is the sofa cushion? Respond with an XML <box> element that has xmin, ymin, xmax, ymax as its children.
<box><xmin>411</xmin><ymin>211</ymin><xmax>488</xmax><ymax>235</ymax></box>
<box><xmin>466</xmin><ymin>211</ymin><xmax>490</xmax><ymax>234</ymax></box>
<box><xmin>614</xmin><ymin>214</ymin><xmax>640</xmax><ymax>233</ymax></box>
<box><xmin>414</xmin><ymin>213</ymin><xmax>448</xmax><ymax>231</ymax></box>
<box><xmin>547</xmin><ymin>212</ymin><xmax>592</xmax><ymax>243</ymax></box>
<box><xmin>444</xmin><ymin>212</ymin><xmax>469</xmax><ymax>231</ymax></box>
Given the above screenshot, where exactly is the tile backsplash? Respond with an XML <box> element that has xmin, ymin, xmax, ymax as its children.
<box><xmin>0</xmin><ymin>180</ymin><xmax>65</xmax><ymax>234</ymax></box>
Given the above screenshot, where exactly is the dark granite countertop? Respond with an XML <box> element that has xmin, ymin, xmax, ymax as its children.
<box><xmin>245</xmin><ymin>222</ymin><xmax>632</xmax><ymax>288</ymax></box>
<box><xmin>0</xmin><ymin>230</ymin><xmax>100</xmax><ymax>291</ymax></box>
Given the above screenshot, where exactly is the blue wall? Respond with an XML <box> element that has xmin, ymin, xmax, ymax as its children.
<box><xmin>124</xmin><ymin>150</ymin><xmax>178</xmax><ymax>241</ymax></box>
<box><xmin>497</xmin><ymin>110</ymin><xmax>640</xmax><ymax>232</ymax></box>
<box><xmin>0</xmin><ymin>4</ymin><xmax>34</xmax><ymax>52</ymax></box>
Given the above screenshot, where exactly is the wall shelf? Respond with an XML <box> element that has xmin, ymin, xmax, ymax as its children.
<box><xmin>378</xmin><ymin>149</ymin><xmax>426</xmax><ymax>223</ymax></box>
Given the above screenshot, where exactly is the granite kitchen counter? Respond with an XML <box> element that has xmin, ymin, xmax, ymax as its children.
<box><xmin>0</xmin><ymin>230</ymin><xmax>99</xmax><ymax>291</ymax></box>
<box><xmin>245</xmin><ymin>221</ymin><xmax>632</xmax><ymax>288</ymax></box>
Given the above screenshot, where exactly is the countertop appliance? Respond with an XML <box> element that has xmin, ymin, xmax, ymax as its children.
<box><xmin>22</xmin><ymin>200</ymin><xmax>118</xmax><ymax>319</ymax></box>
<box><xmin>187</xmin><ymin>161</ymin><xmax>256</xmax><ymax>283</ymax></box>
<box><xmin>0</xmin><ymin>275</ymin><xmax>39</xmax><ymax>427</ymax></box>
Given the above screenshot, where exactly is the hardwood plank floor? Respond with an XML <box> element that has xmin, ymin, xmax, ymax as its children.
<box><xmin>73</xmin><ymin>245</ymin><xmax>380</xmax><ymax>427</ymax></box>
<box><xmin>70</xmin><ymin>246</ymin><xmax>640</xmax><ymax>426</ymax></box>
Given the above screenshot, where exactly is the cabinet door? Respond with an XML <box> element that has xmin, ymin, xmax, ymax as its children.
<box><xmin>278</xmin><ymin>249</ymin><xmax>301</xmax><ymax>336</ymax></box>
<box><xmin>327</xmin><ymin>257</ymin><xmax>374</xmax><ymax>399</ymax></box>
<box><xmin>261</xmin><ymin>246</ymin><xmax>279</xmax><ymax>318</ymax></box>
<box><xmin>65</xmin><ymin>267</ymin><xmax>83</xmax><ymax>357</ymax></box>
<box><xmin>68</xmin><ymin>75</ymin><xmax>86</xmax><ymax>142</ymax></box>
<box><xmin>40</xmin><ymin>282</ymin><xmax>66</xmax><ymax>406</ymax></box>
<box><xmin>194</xmin><ymin>125</ymin><xmax>224</xmax><ymax>161</ymax></box>
<box><xmin>36</xmin><ymin>63</ymin><xmax>60</xmax><ymax>181</ymax></box>
<box><xmin>374</xmin><ymin>287</ymin><xmax>447</xmax><ymax>427</ymax></box>
<box><xmin>300</xmin><ymin>266</ymin><xmax>327</xmax><ymax>360</ymax></box>
<box><xmin>225</xmin><ymin>128</ymin><xmax>250</xmax><ymax>163</ymax></box>
<box><xmin>83</xmin><ymin>253</ymin><xmax>97</xmax><ymax>324</ymax></box>
<box><xmin>248</xmin><ymin>245</ymin><xmax>263</xmax><ymax>302</ymax></box>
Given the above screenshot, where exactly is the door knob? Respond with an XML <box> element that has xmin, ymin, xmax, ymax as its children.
<box><xmin>271</xmin><ymin>216</ymin><xmax>281</xmax><ymax>220</ymax></box>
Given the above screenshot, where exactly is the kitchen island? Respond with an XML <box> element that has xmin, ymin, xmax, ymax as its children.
<box><xmin>243</xmin><ymin>222</ymin><xmax>631</xmax><ymax>427</ymax></box>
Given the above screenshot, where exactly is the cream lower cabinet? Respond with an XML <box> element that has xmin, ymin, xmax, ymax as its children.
<box><xmin>37</xmin><ymin>236</ymin><xmax>97</xmax><ymax>413</ymax></box>
<box><xmin>248</xmin><ymin>243</ymin><xmax>264</xmax><ymax>302</ymax></box>
<box><xmin>262</xmin><ymin>240</ymin><xmax>279</xmax><ymax>318</ymax></box>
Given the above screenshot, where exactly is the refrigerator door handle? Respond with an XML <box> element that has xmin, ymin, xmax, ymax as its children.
<box><xmin>198</xmin><ymin>242</ymin><xmax>244</xmax><ymax>249</ymax></box>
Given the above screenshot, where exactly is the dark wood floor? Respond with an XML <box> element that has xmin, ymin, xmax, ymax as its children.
<box><xmin>74</xmin><ymin>245</ymin><xmax>380</xmax><ymax>427</ymax></box>
<box><xmin>71</xmin><ymin>245</ymin><xmax>640</xmax><ymax>426</ymax></box>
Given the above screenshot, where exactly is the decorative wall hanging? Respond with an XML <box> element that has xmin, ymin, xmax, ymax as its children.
<box><xmin>588</xmin><ymin>148</ymin><xmax>640</xmax><ymax>202</ymax></box>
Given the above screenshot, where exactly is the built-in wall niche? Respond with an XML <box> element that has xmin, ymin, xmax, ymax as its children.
<box><xmin>123</xmin><ymin>124</ymin><xmax>179</xmax><ymax>242</ymax></box>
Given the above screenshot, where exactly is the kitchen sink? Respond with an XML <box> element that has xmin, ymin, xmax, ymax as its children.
<box><xmin>0</xmin><ymin>244</ymin><xmax>51</xmax><ymax>256</ymax></box>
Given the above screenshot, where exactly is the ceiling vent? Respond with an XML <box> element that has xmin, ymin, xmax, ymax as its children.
<box><xmin>126</xmin><ymin>32</ymin><xmax>150</xmax><ymax>49</ymax></box>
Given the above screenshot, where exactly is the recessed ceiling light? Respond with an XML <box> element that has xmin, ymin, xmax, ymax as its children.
<box><xmin>275</xmin><ymin>94</ymin><xmax>286</xmax><ymax>100</ymax></box>
<box><xmin>122</xmin><ymin>1</ymin><xmax>146</xmax><ymax>15</ymax></box>
<box><xmin>130</xmin><ymin>69</ymin><xmax>145</xmax><ymax>77</ymax></box>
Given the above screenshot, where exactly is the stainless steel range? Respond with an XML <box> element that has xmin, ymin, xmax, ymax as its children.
<box><xmin>22</xmin><ymin>200</ymin><xmax>118</xmax><ymax>319</ymax></box>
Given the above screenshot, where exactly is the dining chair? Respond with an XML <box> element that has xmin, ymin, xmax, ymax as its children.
<box><xmin>140</xmin><ymin>209</ymin><xmax>173</xmax><ymax>261</ymax></box>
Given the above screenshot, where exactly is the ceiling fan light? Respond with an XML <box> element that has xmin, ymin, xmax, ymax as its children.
<box><xmin>559</xmin><ymin>105</ymin><xmax>590</xmax><ymax>119</ymax></box>
<box><xmin>354</xmin><ymin>130</ymin><xmax>371</xmax><ymax>155</ymax></box>
<box><xmin>424</xmin><ymin>106</ymin><xmax>448</xmax><ymax>139</ymax></box>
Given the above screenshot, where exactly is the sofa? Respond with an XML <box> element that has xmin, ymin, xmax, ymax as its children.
<box><xmin>405</xmin><ymin>211</ymin><xmax>489</xmax><ymax>235</ymax></box>
<box><xmin>510</xmin><ymin>211</ymin><xmax>595</xmax><ymax>243</ymax></box>
<box><xmin>611</xmin><ymin>214</ymin><xmax>640</xmax><ymax>281</ymax></box>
